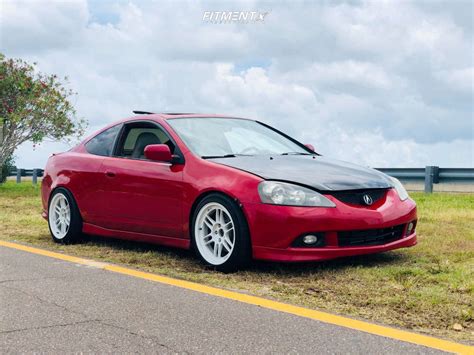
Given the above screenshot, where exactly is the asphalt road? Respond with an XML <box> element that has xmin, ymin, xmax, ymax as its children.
<box><xmin>0</xmin><ymin>246</ymin><xmax>448</xmax><ymax>354</ymax></box>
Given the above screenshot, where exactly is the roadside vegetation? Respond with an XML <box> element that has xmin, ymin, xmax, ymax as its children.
<box><xmin>1</xmin><ymin>181</ymin><xmax>472</xmax><ymax>343</ymax></box>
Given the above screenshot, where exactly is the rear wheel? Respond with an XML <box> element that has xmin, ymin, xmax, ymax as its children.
<box><xmin>48</xmin><ymin>188</ymin><xmax>83</xmax><ymax>244</ymax></box>
<box><xmin>192</xmin><ymin>194</ymin><xmax>251</xmax><ymax>272</ymax></box>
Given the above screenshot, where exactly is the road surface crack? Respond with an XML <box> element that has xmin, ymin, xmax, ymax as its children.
<box><xmin>0</xmin><ymin>319</ymin><xmax>99</xmax><ymax>335</ymax></box>
<box><xmin>1</xmin><ymin>283</ymin><xmax>91</xmax><ymax>319</ymax></box>
<box><xmin>97</xmin><ymin>320</ymin><xmax>190</xmax><ymax>353</ymax></box>
<box><xmin>0</xmin><ymin>275</ymin><xmax>70</xmax><ymax>284</ymax></box>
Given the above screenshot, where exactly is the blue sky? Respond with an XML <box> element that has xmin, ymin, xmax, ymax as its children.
<box><xmin>1</xmin><ymin>0</ymin><xmax>473</xmax><ymax>168</ymax></box>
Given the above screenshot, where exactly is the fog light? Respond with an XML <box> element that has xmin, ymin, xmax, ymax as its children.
<box><xmin>303</xmin><ymin>234</ymin><xmax>318</xmax><ymax>245</ymax></box>
<box><xmin>292</xmin><ymin>233</ymin><xmax>326</xmax><ymax>248</ymax></box>
<box><xmin>406</xmin><ymin>221</ymin><xmax>415</xmax><ymax>236</ymax></box>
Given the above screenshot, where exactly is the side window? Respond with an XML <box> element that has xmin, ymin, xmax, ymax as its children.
<box><xmin>116</xmin><ymin>123</ymin><xmax>175</xmax><ymax>159</ymax></box>
<box><xmin>85</xmin><ymin>125</ymin><xmax>121</xmax><ymax>156</ymax></box>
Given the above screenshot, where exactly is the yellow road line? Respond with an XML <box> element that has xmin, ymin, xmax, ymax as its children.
<box><xmin>0</xmin><ymin>240</ymin><xmax>472</xmax><ymax>354</ymax></box>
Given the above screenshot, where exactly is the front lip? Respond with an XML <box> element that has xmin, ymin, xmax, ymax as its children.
<box><xmin>253</xmin><ymin>232</ymin><xmax>417</xmax><ymax>262</ymax></box>
<box><xmin>208</xmin><ymin>155</ymin><xmax>393</xmax><ymax>191</ymax></box>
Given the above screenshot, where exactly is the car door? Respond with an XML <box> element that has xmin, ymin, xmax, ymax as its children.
<box><xmin>80</xmin><ymin>123</ymin><xmax>123</xmax><ymax>225</ymax></box>
<box><xmin>97</xmin><ymin>121</ymin><xmax>185</xmax><ymax>238</ymax></box>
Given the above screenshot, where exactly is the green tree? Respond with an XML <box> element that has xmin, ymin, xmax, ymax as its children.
<box><xmin>0</xmin><ymin>53</ymin><xmax>87</xmax><ymax>182</ymax></box>
<box><xmin>0</xmin><ymin>155</ymin><xmax>14</xmax><ymax>184</ymax></box>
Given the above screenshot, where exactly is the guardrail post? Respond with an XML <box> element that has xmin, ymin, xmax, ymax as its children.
<box><xmin>424</xmin><ymin>166</ymin><xmax>437</xmax><ymax>193</ymax></box>
<box><xmin>32</xmin><ymin>169</ymin><xmax>38</xmax><ymax>185</ymax></box>
<box><xmin>432</xmin><ymin>166</ymin><xmax>440</xmax><ymax>184</ymax></box>
<box><xmin>16</xmin><ymin>169</ymin><xmax>22</xmax><ymax>184</ymax></box>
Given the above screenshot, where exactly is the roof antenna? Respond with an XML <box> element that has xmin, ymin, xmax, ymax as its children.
<box><xmin>133</xmin><ymin>110</ymin><xmax>154</xmax><ymax>115</ymax></box>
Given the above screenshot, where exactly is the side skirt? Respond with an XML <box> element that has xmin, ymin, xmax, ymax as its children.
<box><xmin>82</xmin><ymin>223</ymin><xmax>190</xmax><ymax>249</ymax></box>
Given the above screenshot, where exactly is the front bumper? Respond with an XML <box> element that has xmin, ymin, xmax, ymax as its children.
<box><xmin>253</xmin><ymin>232</ymin><xmax>417</xmax><ymax>262</ymax></box>
<box><xmin>243</xmin><ymin>188</ymin><xmax>417</xmax><ymax>262</ymax></box>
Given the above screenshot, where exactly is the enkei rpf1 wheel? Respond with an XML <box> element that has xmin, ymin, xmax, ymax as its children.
<box><xmin>192</xmin><ymin>193</ymin><xmax>251</xmax><ymax>272</ymax></box>
<box><xmin>48</xmin><ymin>188</ymin><xmax>83</xmax><ymax>244</ymax></box>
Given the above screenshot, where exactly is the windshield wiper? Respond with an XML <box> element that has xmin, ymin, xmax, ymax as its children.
<box><xmin>281</xmin><ymin>152</ymin><xmax>313</xmax><ymax>156</ymax></box>
<box><xmin>202</xmin><ymin>154</ymin><xmax>253</xmax><ymax>159</ymax></box>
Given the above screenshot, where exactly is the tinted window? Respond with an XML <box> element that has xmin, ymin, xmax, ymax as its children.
<box><xmin>115</xmin><ymin>123</ymin><xmax>176</xmax><ymax>159</ymax></box>
<box><xmin>123</xmin><ymin>128</ymin><xmax>167</xmax><ymax>151</ymax></box>
<box><xmin>85</xmin><ymin>125</ymin><xmax>121</xmax><ymax>156</ymax></box>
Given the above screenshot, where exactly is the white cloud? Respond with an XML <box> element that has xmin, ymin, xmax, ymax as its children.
<box><xmin>281</xmin><ymin>61</ymin><xmax>393</xmax><ymax>90</ymax></box>
<box><xmin>0</xmin><ymin>0</ymin><xmax>472</xmax><ymax>168</ymax></box>
<box><xmin>0</xmin><ymin>0</ymin><xmax>88</xmax><ymax>53</ymax></box>
<box><xmin>435</xmin><ymin>67</ymin><xmax>474</xmax><ymax>93</ymax></box>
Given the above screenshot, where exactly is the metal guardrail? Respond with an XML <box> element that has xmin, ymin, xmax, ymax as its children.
<box><xmin>10</xmin><ymin>168</ymin><xmax>44</xmax><ymax>185</ymax></box>
<box><xmin>376</xmin><ymin>166</ymin><xmax>474</xmax><ymax>193</ymax></box>
<box><xmin>8</xmin><ymin>166</ymin><xmax>474</xmax><ymax>193</ymax></box>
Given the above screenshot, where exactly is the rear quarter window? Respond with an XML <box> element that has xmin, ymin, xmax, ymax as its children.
<box><xmin>85</xmin><ymin>125</ymin><xmax>121</xmax><ymax>156</ymax></box>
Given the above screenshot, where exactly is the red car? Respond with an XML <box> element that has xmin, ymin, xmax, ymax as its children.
<box><xmin>42</xmin><ymin>112</ymin><xmax>417</xmax><ymax>272</ymax></box>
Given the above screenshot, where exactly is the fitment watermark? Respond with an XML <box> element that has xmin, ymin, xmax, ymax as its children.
<box><xmin>202</xmin><ymin>11</ymin><xmax>270</xmax><ymax>24</ymax></box>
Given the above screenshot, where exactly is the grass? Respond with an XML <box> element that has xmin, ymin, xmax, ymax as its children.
<box><xmin>1</xmin><ymin>181</ymin><xmax>473</xmax><ymax>343</ymax></box>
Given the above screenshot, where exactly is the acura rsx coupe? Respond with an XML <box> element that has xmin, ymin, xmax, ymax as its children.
<box><xmin>42</xmin><ymin>112</ymin><xmax>417</xmax><ymax>272</ymax></box>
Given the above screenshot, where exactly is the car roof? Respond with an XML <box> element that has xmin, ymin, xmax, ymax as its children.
<box><xmin>81</xmin><ymin>112</ymin><xmax>252</xmax><ymax>146</ymax></box>
<box><xmin>131</xmin><ymin>111</ymin><xmax>242</xmax><ymax>120</ymax></box>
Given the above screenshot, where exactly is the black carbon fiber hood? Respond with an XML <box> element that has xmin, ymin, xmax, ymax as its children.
<box><xmin>209</xmin><ymin>155</ymin><xmax>393</xmax><ymax>191</ymax></box>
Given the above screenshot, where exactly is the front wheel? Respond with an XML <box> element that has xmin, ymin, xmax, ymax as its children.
<box><xmin>48</xmin><ymin>188</ymin><xmax>83</xmax><ymax>244</ymax></box>
<box><xmin>192</xmin><ymin>194</ymin><xmax>251</xmax><ymax>272</ymax></box>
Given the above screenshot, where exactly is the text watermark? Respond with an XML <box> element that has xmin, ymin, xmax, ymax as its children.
<box><xmin>203</xmin><ymin>11</ymin><xmax>269</xmax><ymax>24</ymax></box>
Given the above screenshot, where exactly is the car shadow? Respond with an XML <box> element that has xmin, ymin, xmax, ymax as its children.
<box><xmin>80</xmin><ymin>233</ymin><xmax>409</xmax><ymax>276</ymax></box>
<box><xmin>250</xmin><ymin>252</ymin><xmax>409</xmax><ymax>275</ymax></box>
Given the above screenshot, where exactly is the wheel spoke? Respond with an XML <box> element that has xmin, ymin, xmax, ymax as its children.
<box><xmin>202</xmin><ymin>233</ymin><xmax>213</xmax><ymax>245</ymax></box>
<box><xmin>224</xmin><ymin>235</ymin><xmax>233</xmax><ymax>247</ymax></box>
<box><xmin>203</xmin><ymin>220</ymin><xmax>213</xmax><ymax>230</ymax></box>
<box><xmin>217</xmin><ymin>243</ymin><xmax>223</xmax><ymax>257</ymax></box>
<box><xmin>222</xmin><ymin>239</ymin><xmax>232</xmax><ymax>252</ymax></box>
<box><xmin>204</xmin><ymin>215</ymin><xmax>215</xmax><ymax>229</ymax></box>
<box><xmin>213</xmin><ymin>242</ymin><xmax>218</xmax><ymax>256</ymax></box>
<box><xmin>216</xmin><ymin>209</ymin><xmax>223</xmax><ymax>224</ymax></box>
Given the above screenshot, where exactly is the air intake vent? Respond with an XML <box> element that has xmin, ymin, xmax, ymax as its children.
<box><xmin>329</xmin><ymin>189</ymin><xmax>388</xmax><ymax>206</ymax></box>
<box><xmin>338</xmin><ymin>224</ymin><xmax>405</xmax><ymax>247</ymax></box>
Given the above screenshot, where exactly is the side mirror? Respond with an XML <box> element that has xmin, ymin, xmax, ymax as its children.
<box><xmin>144</xmin><ymin>144</ymin><xmax>172</xmax><ymax>162</ymax></box>
<box><xmin>304</xmin><ymin>143</ymin><xmax>315</xmax><ymax>152</ymax></box>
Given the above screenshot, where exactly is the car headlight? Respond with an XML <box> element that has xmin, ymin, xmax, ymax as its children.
<box><xmin>258</xmin><ymin>181</ymin><xmax>336</xmax><ymax>207</ymax></box>
<box><xmin>389</xmin><ymin>176</ymin><xmax>409</xmax><ymax>201</ymax></box>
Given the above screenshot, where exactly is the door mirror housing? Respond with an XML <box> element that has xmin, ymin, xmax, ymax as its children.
<box><xmin>304</xmin><ymin>143</ymin><xmax>315</xmax><ymax>152</ymax></box>
<box><xmin>144</xmin><ymin>144</ymin><xmax>172</xmax><ymax>162</ymax></box>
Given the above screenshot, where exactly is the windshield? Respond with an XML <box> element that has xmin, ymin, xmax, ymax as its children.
<box><xmin>167</xmin><ymin>118</ymin><xmax>310</xmax><ymax>158</ymax></box>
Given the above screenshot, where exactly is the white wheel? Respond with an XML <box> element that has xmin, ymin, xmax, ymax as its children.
<box><xmin>194</xmin><ymin>202</ymin><xmax>235</xmax><ymax>265</ymax></box>
<box><xmin>48</xmin><ymin>192</ymin><xmax>71</xmax><ymax>240</ymax></box>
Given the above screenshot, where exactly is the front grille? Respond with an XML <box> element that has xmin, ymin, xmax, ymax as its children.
<box><xmin>329</xmin><ymin>189</ymin><xmax>388</xmax><ymax>206</ymax></box>
<box><xmin>338</xmin><ymin>224</ymin><xmax>405</xmax><ymax>247</ymax></box>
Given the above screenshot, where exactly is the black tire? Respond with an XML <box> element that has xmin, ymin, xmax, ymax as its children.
<box><xmin>191</xmin><ymin>193</ymin><xmax>251</xmax><ymax>273</ymax></box>
<box><xmin>47</xmin><ymin>188</ymin><xmax>83</xmax><ymax>244</ymax></box>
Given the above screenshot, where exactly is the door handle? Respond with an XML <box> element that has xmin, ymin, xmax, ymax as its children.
<box><xmin>105</xmin><ymin>171</ymin><xmax>116</xmax><ymax>178</ymax></box>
